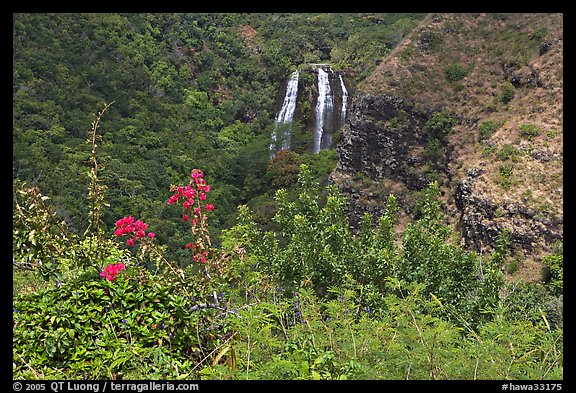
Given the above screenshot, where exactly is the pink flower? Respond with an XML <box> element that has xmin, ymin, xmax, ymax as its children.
<box><xmin>183</xmin><ymin>200</ymin><xmax>193</xmax><ymax>209</ymax></box>
<box><xmin>186</xmin><ymin>243</ymin><xmax>192</xmax><ymax>249</ymax></box>
<box><xmin>134</xmin><ymin>220</ymin><xmax>148</xmax><ymax>231</ymax></box>
<box><xmin>114</xmin><ymin>216</ymin><xmax>153</xmax><ymax>246</ymax></box>
<box><xmin>205</xmin><ymin>204</ymin><xmax>215</xmax><ymax>211</ymax></box>
<box><xmin>115</xmin><ymin>216</ymin><xmax>136</xmax><ymax>236</ymax></box>
<box><xmin>204</xmin><ymin>185</ymin><xmax>210</xmax><ymax>193</ymax></box>
<box><xmin>191</xmin><ymin>169</ymin><xmax>204</xmax><ymax>180</ymax></box>
<box><xmin>199</xmin><ymin>193</ymin><xmax>206</xmax><ymax>201</ymax></box>
<box><xmin>182</xmin><ymin>214</ymin><xmax>189</xmax><ymax>222</ymax></box>
<box><xmin>183</xmin><ymin>187</ymin><xmax>194</xmax><ymax>199</ymax></box>
<box><xmin>115</xmin><ymin>216</ymin><xmax>134</xmax><ymax>228</ymax></box>
<box><xmin>148</xmin><ymin>232</ymin><xmax>155</xmax><ymax>239</ymax></box>
<box><xmin>100</xmin><ymin>262</ymin><xmax>126</xmax><ymax>282</ymax></box>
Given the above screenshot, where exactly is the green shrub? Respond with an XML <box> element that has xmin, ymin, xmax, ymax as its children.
<box><xmin>542</xmin><ymin>244</ymin><xmax>563</xmax><ymax>296</ymax></box>
<box><xmin>423</xmin><ymin>111</ymin><xmax>457</xmax><ymax>139</ymax></box>
<box><xmin>498</xmin><ymin>163</ymin><xmax>514</xmax><ymax>189</ymax></box>
<box><xmin>424</xmin><ymin>137</ymin><xmax>443</xmax><ymax>162</ymax></box>
<box><xmin>501</xmin><ymin>81</ymin><xmax>515</xmax><ymax>104</ymax></box>
<box><xmin>482</xmin><ymin>144</ymin><xmax>497</xmax><ymax>157</ymax></box>
<box><xmin>519</xmin><ymin>123</ymin><xmax>542</xmax><ymax>140</ymax></box>
<box><xmin>483</xmin><ymin>98</ymin><xmax>498</xmax><ymax>112</ymax></box>
<box><xmin>478</xmin><ymin>120</ymin><xmax>500</xmax><ymax>141</ymax></box>
<box><xmin>301</xmin><ymin>148</ymin><xmax>338</xmax><ymax>179</ymax></box>
<box><xmin>389</xmin><ymin>109</ymin><xmax>410</xmax><ymax>128</ymax></box>
<box><xmin>444</xmin><ymin>63</ymin><xmax>469</xmax><ymax>82</ymax></box>
<box><xmin>13</xmin><ymin>265</ymin><xmax>218</xmax><ymax>379</ymax></box>
<box><xmin>495</xmin><ymin>144</ymin><xmax>519</xmax><ymax>161</ymax></box>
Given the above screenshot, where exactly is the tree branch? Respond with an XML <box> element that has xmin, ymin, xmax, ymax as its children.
<box><xmin>13</xmin><ymin>258</ymin><xmax>37</xmax><ymax>271</ymax></box>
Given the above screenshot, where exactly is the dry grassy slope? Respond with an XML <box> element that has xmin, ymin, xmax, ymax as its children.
<box><xmin>353</xmin><ymin>13</ymin><xmax>563</xmax><ymax>282</ymax></box>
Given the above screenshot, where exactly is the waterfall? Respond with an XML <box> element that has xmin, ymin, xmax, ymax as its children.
<box><xmin>270</xmin><ymin>71</ymin><xmax>299</xmax><ymax>157</ymax></box>
<box><xmin>339</xmin><ymin>73</ymin><xmax>348</xmax><ymax>127</ymax></box>
<box><xmin>313</xmin><ymin>66</ymin><xmax>333</xmax><ymax>154</ymax></box>
<box><xmin>269</xmin><ymin>66</ymin><xmax>348</xmax><ymax>157</ymax></box>
<box><xmin>276</xmin><ymin>71</ymin><xmax>299</xmax><ymax>126</ymax></box>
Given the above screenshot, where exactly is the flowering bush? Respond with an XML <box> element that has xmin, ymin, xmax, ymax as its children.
<box><xmin>114</xmin><ymin>216</ymin><xmax>155</xmax><ymax>246</ymax></box>
<box><xmin>100</xmin><ymin>262</ymin><xmax>126</xmax><ymax>281</ymax></box>
<box><xmin>168</xmin><ymin>169</ymin><xmax>215</xmax><ymax>266</ymax></box>
<box><xmin>13</xmin><ymin>161</ymin><xmax>564</xmax><ymax>380</ymax></box>
<box><xmin>13</xmin><ymin>264</ymin><xmax>214</xmax><ymax>379</ymax></box>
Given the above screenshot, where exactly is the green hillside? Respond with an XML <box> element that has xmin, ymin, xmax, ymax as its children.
<box><xmin>13</xmin><ymin>13</ymin><xmax>562</xmax><ymax>381</ymax></box>
<box><xmin>334</xmin><ymin>13</ymin><xmax>563</xmax><ymax>283</ymax></box>
<box><xmin>13</xmin><ymin>13</ymin><xmax>424</xmax><ymax>259</ymax></box>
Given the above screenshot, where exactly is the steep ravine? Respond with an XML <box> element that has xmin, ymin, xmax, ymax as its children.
<box><xmin>332</xmin><ymin>90</ymin><xmax>563</xmax><ymax>279</ymax></box>
<box><xmin>331</xmin><ymin>13</ymin><xmax>563</xmax><ymax>282</ymax></box>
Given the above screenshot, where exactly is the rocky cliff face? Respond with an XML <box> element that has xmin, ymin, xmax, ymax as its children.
<box><xmin>333</xmin><ymin>92</ymin><xmax>453</xmax><ymax>228</ymax></box>
<box><xmin>455</xmin><ymin>167</ymin><xmax>563</xmax><ymax>255</ymax></box>
<box><xmin>336</xmin><ymin>94</ymin><xmax>429</xmax><ymax>189</ymax></box>
<box><xmin>331</xmin><ymin>13</ymin><xmax>563</xmax><ymax>281</ymax></box>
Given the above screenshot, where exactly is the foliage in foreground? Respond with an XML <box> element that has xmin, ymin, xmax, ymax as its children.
<box><xmin>14</xmin><ymin>269</ymin><xmax>562</xmax><ymax>380</ymax></box>
<box><xmin>13</xmin><ymin>165</ymin><xmax>563</xmax><ymax>380</ymax></box>
<box><xmin>13</xmin><ymin>109</ymin><xmax>562</xmax><ymax>379</ymax></box>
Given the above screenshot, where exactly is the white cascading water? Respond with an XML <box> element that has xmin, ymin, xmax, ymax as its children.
<box><xmin>338</xmin><ymin>73</ymin><xmax>348</xmax><ymax>127</ymax></box>
<box><xmin>314</xmin><ymin>66</ymin><xmax>333</xmax><ymax>154</ymax></box>
<box><xmin>270</xmin><ymin>70</ymin><xmax>299</xmax><ymax>157</ymax></box>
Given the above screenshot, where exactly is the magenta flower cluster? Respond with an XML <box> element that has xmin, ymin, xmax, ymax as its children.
<box><xmin>114</xmin><ymin>216</ymin><xmax>155</xmax><ymax>246</ymax></box>
<box><xmin>167</xmin><ymin>169</ymin><xmax>215</xmax><ymax>264</ymax></box>
<box><xmin>100</xmin><ymin>262</ymin><xmax>126</xmax><ymax>281</ymax></box>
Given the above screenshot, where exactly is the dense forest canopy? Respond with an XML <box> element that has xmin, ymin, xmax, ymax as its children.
<box><xmin>13</xmin><ymin>12</ymin><xmax>425</xmax><ymax>262</ymax></box>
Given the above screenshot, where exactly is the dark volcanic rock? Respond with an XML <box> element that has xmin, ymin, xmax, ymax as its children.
<box><xmin>539</xmin><ymin>41</ymin><xmax>552</xmax><ymax>56</ymax></box>
<box><xmin>455</xmin><ymin>171</ymin><xmax>563</xmax><ymax>254</ymax></box>
<box><xmin>336</xmin><ymin>93</ymin><xmax>431</xmax><ymax>190</ymax></box>
<box><xmin>334</xmin><ymin>91</ymin><xmax>563</xmax><ymax>257</ymax></box>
